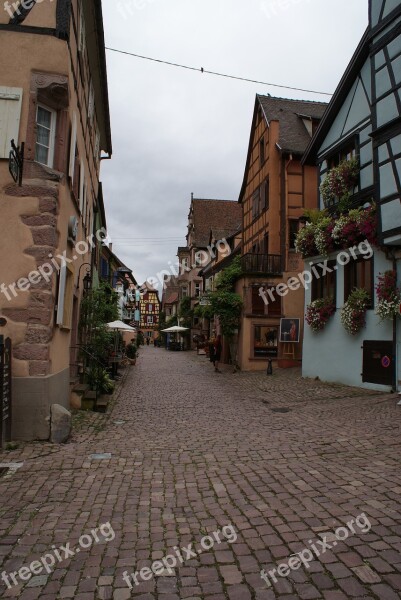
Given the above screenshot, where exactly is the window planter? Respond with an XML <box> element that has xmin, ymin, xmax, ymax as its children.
<box><xmin>375</xmin><ymin>270</ymin><xmax>401</xmax><ymax>322</ymax></box>
<box><xmin>340</xmin><ymin>288</ymin><xmax>370</xmax><ymax>335</ymax></box>
<box><xmin>295</xmin><ymin>205</ymin><xmax>378</xmax><ymax>259</ymax></box>
<box><xmin>320</xmin><ymin>158</ymin><xmax>359</xmax><ymax>210</ymax></box>
<box><xmin>306</xmin><ymin>297</ymin><xmax>336</xmax><ymax>332</ymax></box>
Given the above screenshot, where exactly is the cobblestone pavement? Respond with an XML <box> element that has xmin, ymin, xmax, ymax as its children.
<box><xmin>1</xmin><ymin>347</ymin><xmax>401</xmax><ymax>600</ymax></box>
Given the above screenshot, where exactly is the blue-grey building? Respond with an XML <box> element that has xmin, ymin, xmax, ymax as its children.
<box><xmin>301</xmin><ymin>0</ymin><xmax>401</xmax><ymax>391</ymax></box>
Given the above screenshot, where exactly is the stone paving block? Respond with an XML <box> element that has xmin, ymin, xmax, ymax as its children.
<box><xmin>351</xmin><ymin>565</ymin><xmax>381</xmax><ymax>583</ymax></box>
<box><xmin>0</xmin><ymin>350</ymin><xmax>400</xmax><ymax>600</ymax></box>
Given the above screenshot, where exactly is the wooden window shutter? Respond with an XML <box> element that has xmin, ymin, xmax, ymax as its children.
<box><xmin>69</xmin><ymin>112</ymin><xmax>77</xmax><ymax>180</ymax></box>
<box><xmin>79</xmin><ymin>159</ymin><xmax>85</xmax><ymax>214</ymax></box>
<box><xmin>0</xmin><ymin>87</ymin><xmax>23</xmax><ymax>159</ymax></box>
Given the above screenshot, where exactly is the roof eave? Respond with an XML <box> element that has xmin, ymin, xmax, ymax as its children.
<box><xmin>302</xmin><ymin>27</ymin><xmax>370</xmax><ymax>165</ymax></box>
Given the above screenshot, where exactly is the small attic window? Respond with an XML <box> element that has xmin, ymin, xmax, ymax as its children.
<box><xmin>300</xmin><ymin>115</ymin><xmax>320</xmax><ymax>137</ymax></box>
<box><xmin>302</xmin><ymin>117</ymin><xmax>313</xmax><ymax>137</ymax></box>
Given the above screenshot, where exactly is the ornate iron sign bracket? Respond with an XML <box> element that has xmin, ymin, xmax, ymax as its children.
<box><xmin>9</xmin><ymin>139</ymin><xmax>24</xmax><ymax>186</ymax></box>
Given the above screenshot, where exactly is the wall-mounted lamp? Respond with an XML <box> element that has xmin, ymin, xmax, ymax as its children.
<box><xmin>77</xmin><ymin>262</ymin><xmax>92</xmax><ymax>293</ymax></box>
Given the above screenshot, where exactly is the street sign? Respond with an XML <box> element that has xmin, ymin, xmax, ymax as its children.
<box><xmin>199</xmin><ymin>295</ymin><xmax>211</xmax><ymax>306</ymax></box>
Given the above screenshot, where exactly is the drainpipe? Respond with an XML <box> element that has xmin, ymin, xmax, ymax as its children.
<box><xmin>280</xmin><ymin>153</ymin><xmax>293</xmax><ymax>272</ymax></box>
<box><xmin>392</xmin><ymin>255</ymin><xmax>398</xmax><ymax>393</ymax></box>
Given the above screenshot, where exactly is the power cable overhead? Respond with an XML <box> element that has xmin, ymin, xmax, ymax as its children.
<box><xmin>105</xmin><ymin>47</ymin><xmax>333</xmax><ymax>97</ymax></box>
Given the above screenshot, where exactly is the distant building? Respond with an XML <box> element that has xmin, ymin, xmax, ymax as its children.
<box><xmin>140</xmin><ymin>283</ymin><xmax>161</xmax><ymax>341</ymax></box>
<box><xmin>236</xmin><ymin>95</ymin><xmax>327</xmax><ymax>371</ymax></box>
<box><xmin>178</xmin><ymin>196</ymin><xmax>242</xmax><ymax>346</ymax></box>
<box><xmin>162</xmin><ymin>274</ymin><xmax>180</xmax><ymax>321</ymax></box>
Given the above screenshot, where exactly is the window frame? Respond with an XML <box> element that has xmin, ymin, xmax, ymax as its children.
<box><xmin>259</xmin><ymin>137</ymin><xmax>265</xmax><ymax>167</ymax></box>
<box><xmin>311</xmin><ymin>260</ymin><xmax>337</xmax><ymax>305</ymax></box>
<box><xmin>250</xmin><ymin>285</ymin><xmax>282</xmax><ymax>316</ymax></box>
<box><xmin>344</xmin><ymin>256</ymin><xmax>374</xmax><ymax>308</ymax></box>
<box><xmin>35</xmin><ymin>103</ymin><xmax>57</xmax><ymax>168</ymax></box>
<box><xmin>253</xmin><ymin>325</ymin><xmax>279</xmax><ymax>359</ymax></box>
<box><xmin>252</xmin><ymin>188</ymin><xmax>260</xmax><ymax>220</ymax></box>
<box><xmin>288</xmin><ymin>220</ymin><xmax>299</xmax><ymax>251</ymax></box>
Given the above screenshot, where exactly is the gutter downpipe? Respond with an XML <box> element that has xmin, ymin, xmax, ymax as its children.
<box><xmin>280</xmin><ymin>150</ymin><xmax>293</xmax><ymax>273</ymax></box>
<box><xmin>393</xmin><ymin>254</ymin><xmax>398</xmax><ymax>393</ymax></box>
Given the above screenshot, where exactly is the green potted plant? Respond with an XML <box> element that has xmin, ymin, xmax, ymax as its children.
<box><xmin>126</xmin><ymin>342</ymin><xmax>138</xmax><ymax>365</ymax></box>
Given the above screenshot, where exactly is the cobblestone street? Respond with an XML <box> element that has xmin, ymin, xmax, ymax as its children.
<box><xmin>1</xmin><ymin>347</ymin><xmax>401</xmax><ymax>600</ymax></box>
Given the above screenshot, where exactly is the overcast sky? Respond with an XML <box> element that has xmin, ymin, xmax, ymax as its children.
<box><xmin>100</xmin><ymin>0</ymin><xmax>368</xmax><ymax>287</ymax></box>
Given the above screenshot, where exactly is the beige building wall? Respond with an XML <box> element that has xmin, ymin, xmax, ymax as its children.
<box><xmin>0</xmin><ymin>1</ymin><xmax>110</xmax><ymax>440</ymax></box>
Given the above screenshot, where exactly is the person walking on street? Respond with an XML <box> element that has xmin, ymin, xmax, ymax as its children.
<box><xmin>209</xmin><ymin>333</ymin><xmax>216</xmax><ymax>366</ymax></box>
<box><xmin>214</xmin><ymin>334</ymin><xmax>222</xmax><ymax>373</ymax></box>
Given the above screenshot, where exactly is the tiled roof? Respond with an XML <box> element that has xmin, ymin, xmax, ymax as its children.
<box><xmin>191</xmin><ymin>199</ymin><xmax>242</xmax><ymax>247</ymax></box>
<box><xmin>257</xmin><ymin>95</ymin><xmax>328</xmax><ymax>154</ymax></box>
<box><xmin>165</xmin><ymin>292</ymin><xmax>179</xmax><ymax>305</ymax></box>
<box><xmin>210</xmin><ymin>227</ymin><xmax>241</xmax><ymax>242</ymax></box>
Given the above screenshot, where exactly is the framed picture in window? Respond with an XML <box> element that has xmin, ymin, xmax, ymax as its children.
<box><xmin>279</xmin><ymin>318</ymin><xmax>300</xmax><ymax>343</ymax></box>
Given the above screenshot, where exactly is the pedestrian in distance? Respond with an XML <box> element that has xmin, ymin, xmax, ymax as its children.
<box><xmin>214</xmin><ymin>334</ymin><xmax>222</xmax><ymax>373</ymax></box>
<box><xmin>146</xmin><ymin>337</ymin><xmax>150</xmax><ymax>346</ymax></box>
<box><xmin>209</xmin><ymin>333</ymin><xmax>216</xmax><ymax>366</ymax></box>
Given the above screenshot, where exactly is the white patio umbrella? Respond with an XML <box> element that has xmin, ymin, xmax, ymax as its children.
<box><xmin>161</xmin><ymin>325</ymin><xmax>189</xmax><ymax>350</ymax></box>
<box><xmin>161</xmin><ymin>325</ymin><xmax>189</xmax><ymax>332</ymax></box>
<box><xmin>106</xmin><ymin>321</ymin><xmax>137</xmax><ymax>354</ymax></box>
<box><xmin>107</xmin><ymin>320</ymin><xmax>136</xmax><ymax>331</ymax></box>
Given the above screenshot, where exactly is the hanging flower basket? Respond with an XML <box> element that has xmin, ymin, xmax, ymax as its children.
<box><xmin>320</xmin><ymin>158</ymin><xmax>359</xmax><ymax>209</ymax></box>
<box><xmin>306</xmin><ymin>297</ymin><xmax>336</xmax><ymax>332</ymax></box>
<box><xmin>295</xmin><ymin>205</ymin><xmax>378</xmax><ymax>259</ymax></box>
<box><xmin>295</xmin><ymin>222</ymin><xmax>319</xmax><ymax>258</ymax></box>
<box><xmin>341</xmin><ymin>288</ymin><xmax>370</xmax><ymax>335</ymax></box>
<box><xmin>375</xmin><ymin>270</ymin><xmax>401</xmax><ymax>321</ymax></box>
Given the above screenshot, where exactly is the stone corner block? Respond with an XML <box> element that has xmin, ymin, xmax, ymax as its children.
<box><xmin>50</xmin><ymin>404</ymin><xmax>72</xmax><ymax>444</ymax></box>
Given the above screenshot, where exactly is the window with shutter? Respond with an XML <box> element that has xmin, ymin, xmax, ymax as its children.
<box><xmin>0</xmin><ymin>87</ymin><xmax>23</xmax><ymax>159</ymax></box>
